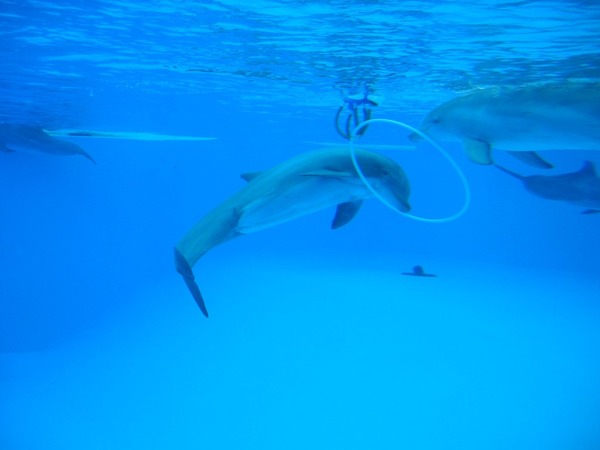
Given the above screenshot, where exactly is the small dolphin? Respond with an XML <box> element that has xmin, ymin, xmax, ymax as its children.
<box><xmin>402</xmin><ymin>265</ymin><xmax>437</xmax><ymax>277</ymax></box>
<box><xmin>0</xmin><ymin>124</ymin><xmax>95</xmax><ymax>163</ymax></box>
<box><xmin>174</xmin><ymin>148</ymin><xmax>411</xmax><ymax>317</ymax></box>
<box><xmin>496</xmin><ymin>161</ymin><xmax>600</xmax><ymax>213</ymax></box>
<box><xmin>413</xmin><ymin>83</ymin><xmax>600</xmax><ymax>168</ymax></box>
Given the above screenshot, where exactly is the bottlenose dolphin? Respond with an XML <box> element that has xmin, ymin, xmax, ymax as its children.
<box><xmin>174</xmin><ymin>148</ymin><xmax>411</xmax><ymax>317</ymax></box>
<box><xmin>496</xmin><ymin>161</ymin><xmax>600</xmax><ymax>213</ymax></box>
<box><xmin>414</xmin><ymin>83</ymin><xmax>600</xmax><ymax>168</ymax></box>
<box><xmin>0</xmin><ymin>124</ymin><xmax>95</xmax><ymax>163</ymax></box>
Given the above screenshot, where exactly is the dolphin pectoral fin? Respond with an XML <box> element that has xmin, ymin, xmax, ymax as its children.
<box><xmin>463</xmin><ymin>139</ymin><xmax>493</xmax><ymax>165</ymax></box>
<box><xmin>581</xmin><ymin>209</ymin><xmax>600</xmax><ymax>214</ymax></box>
<box><xmin>507</xmin><ymin>151</ymin><xmax>553</xmax><ymax>169</ymax></box>
<box><xmin>174</xmin><ymin>248</ymin><xmax>209</xmax><ymax>318</ymax></box>
<box><xmin>81</xmin><ymin>151</ymin><xmax>97</xmax><ymax>165</ymax></box>
<box><xmin>0</xmin><ymin>143</ymin><xmax>15</xmax><ymax>153</ymax></box>
<box><xmin>331</xmin><ymin>200</ymin><xmax>363</xmax><ymax>229</ymax></box>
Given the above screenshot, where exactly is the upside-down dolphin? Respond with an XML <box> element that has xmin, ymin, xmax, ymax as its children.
<box><xmin>413</xmin><ymin>83</ymin><xmax>600</xmax><ymax>168</ymax></box>
<box><xmin>174</xmin><ymin>148</ymin><xmax>411</xmax><ymax>317</ymax></box>
<box><xmin>0</xmin><ymin>124</ymin><xmax>95</xmax><ymax>163</ymax></box>
<box><xmin>496</xmin><ymin>161</ymin><xmax>600</xmax><ymax>213</ymax></box>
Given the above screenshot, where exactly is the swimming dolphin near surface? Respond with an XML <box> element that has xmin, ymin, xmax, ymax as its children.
<box><xmin>174</xmin><ymin>148</ymin><xmax>411</xmax><ymax>317</ymax></box>
<box><xmin>0</xmin><ymin>123</ymin><xmax>95</xmax><ymax>163</ymax></box>
<box><xmin>413</xmin><ymin>83</ymin><xmax>600</xmax><ymax>168</ymax></box>
<box><xmin>496</xmin><ymin>161</ymin><xmax>600</xmax><ymax>214</ymax></box>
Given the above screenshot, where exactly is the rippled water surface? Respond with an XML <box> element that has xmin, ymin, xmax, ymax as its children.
<box><xmin>2</xmin><ymin>0</ymin><xmax>599</xmax><ymax>126</ymax></box>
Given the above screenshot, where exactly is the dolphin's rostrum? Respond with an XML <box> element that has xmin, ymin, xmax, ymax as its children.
<box><xmin>174</xmin><ymin>148</ymin><xmax>411</xmax><ymax>317</ymax></box>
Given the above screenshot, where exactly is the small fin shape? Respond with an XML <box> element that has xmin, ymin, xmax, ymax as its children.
<box><xmin>0</xmin><ymin>143</ymin><xmax>15</xmax><ymax>153</ymax></box>
<box><xmin>331</xmin><ymin>200</ymin><xmax>363</xmax><ymax>229</ymax></box>
<box><xmin>507</xmin><ymin>151</ymin><xmax>553</xmax><ymax>169</ymax></box>
<box><xmin>301</xmin><ymin>169</ymin><xmax>354</xmax><ymax>178</ymax></box>
<box><xmin>174</xmin><ymin>248</ymin><xmax>209</xmax><ymax>318</ymax></box>
<box><xmin>463</xmin><ymin>139</ymin><xmax>493</xmax><ymax>165</ymax></box>
<box><xmin>581</xmin><ymin>209</ymin><xmax>600</xmax><ymax>215</ymax></box>
<box><xmin>402</xmin><ymin>265</ymin><xmax>437</xmax><ymax>277</ymax></box>
<box><xmin>82</xmin><ymin>150</ymin><xmax>97</xmax><ymax>165</ymax></box>
<box><xmin>240</xmin><ymin>171</ymin><xmax>264</xmax><ymax>182</ymax></box>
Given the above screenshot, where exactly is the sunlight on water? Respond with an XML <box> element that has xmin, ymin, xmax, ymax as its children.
<box><xmin>1</xmin><ymin>0</ymin><xmax>600</xmax><ymax>125</ymax></box>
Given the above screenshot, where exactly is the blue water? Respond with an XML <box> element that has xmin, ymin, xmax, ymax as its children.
<box><xmin>1</xmin><ymin>1</ymin><xmax>600</xmax><ymax>449</ymax></box>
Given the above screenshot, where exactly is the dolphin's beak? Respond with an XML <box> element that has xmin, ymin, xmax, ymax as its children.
<box><xmin>389</xmin><ymin>184</ymin><xmax>411</xmax><ymax>212</ymax></box>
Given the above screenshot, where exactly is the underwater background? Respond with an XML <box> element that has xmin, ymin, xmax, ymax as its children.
<box><xmin>1</xmin><ymin>1</ymin><xmax>600</xmax><ymax>449</ymax></box>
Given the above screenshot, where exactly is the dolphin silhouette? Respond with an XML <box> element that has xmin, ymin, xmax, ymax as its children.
<box><xmin>496</xmin><ymin>161</ymin><xmax>600</xmax><ymax>213</ymax></box>
<box><xmin>413</xmin><ymin>83</ymin><xmax>600</xmax><ymax>168</ymax></box>
<box><xmin>0</xmin><ymin>124</ymin><xmax>95</xmax><ymax>163</ymax></box>
<box><xmin>174</xmin><ymin>148</ymin><xmax>411</xmax><ymax>317</ymax></box>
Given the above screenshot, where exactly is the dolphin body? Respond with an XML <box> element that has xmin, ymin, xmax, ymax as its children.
<box><xmin>496</xmin><ymin>161</ymin><xmax>600</xmax><ymax>213</ymax></box>
<box><xmin>414</xmin><ymin>84</ymin><xmax>600</xmax><ymax>168</ymax></box>
<box><xmin>174</xmin><ymin>148</ymin><xmax>411</xmax><ymax>317</ymax></box>
<box><xmin>0</xmin><ymin>124</ymin><xmax>95</xmax><ymax>163</ymax></box>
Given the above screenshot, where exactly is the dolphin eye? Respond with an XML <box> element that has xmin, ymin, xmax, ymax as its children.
<box><xmin>431</xmin><ymin>117</ymin><xmax>441</xmax><ymax>124</ymax></box>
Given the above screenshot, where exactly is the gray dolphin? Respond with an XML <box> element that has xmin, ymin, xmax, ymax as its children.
<box><xmin>413</xmin><ymin>83</ymin><xmax>600</xmax><ymax>168</ymax></box>
<box><xmin>174</xmin><ymin>148</ymin><xmax>411</xmax><ymax>317</ymax></box>
<box><xmin>0</xmin><ymin>124</ymin><xmax>95</xmax><ymax>163</ymax></box>
<box><xmin>496</xmin><ymin>161</ymin><xmax>600</xmax><ymax>213</ymax></box>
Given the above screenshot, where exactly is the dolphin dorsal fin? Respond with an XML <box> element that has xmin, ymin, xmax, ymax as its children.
<box><xmin>240</xmin><ymin>171</ymin><xmax>264</xmax><ymax>182</ymax></box>
<box><xmin>579</xmin><ymin>161</ymin><xmax>597</xmax><ymax>177</ymax></box>
<box><xmin>331</xmin><ymin>200</ymin><xmax>363</xmax><ymax>229</ymax></box>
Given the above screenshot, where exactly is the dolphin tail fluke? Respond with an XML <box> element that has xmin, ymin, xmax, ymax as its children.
<box><xmin>174</xmin><ymin>247</ymin><xmax>209</xmax><ymax>318</ymax></box>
